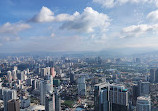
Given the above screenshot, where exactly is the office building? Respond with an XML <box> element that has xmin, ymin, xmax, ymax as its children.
<box><xmin>70</xmin><ymin>71</ymin><xmax>75</xmax><ymax>84</ymax></box>
<box><xmin>155</xmin><ymin>69</ymin><xmax>158</xmax><ymax>82</ymax></box>
<box><xmin>7</xmin><ymin>99</ymin><xmax>20</xmax><ymax>111</ymax></box>
<box><xmin>55</xmin><ymin>89</ymin><xmax>61</xmax><ymax>111</ymax></box>
<box><xmin>40</xmin><ymin>79</ymin><xmax>53</xmax><ymax>105</ymax></box>
<box><xmin>3</xmin><ymin>89</ymin><xmax>17</xmax><ymax>111</ymax></box>
<box><xmin>51</xmin><ymin>67</ymin><xmax>56</xmax><ymax>78</ymax></box>
<box><xmin>94</xmin><ymin>82</ymin><xmax>129</xmax><ymax>111</ymax></box>
<box><xmin>132</xmin><ymin>84</ymin><xmax>139</xmax><ymax>106</ymax></box>
<box><xmin>138</xmin><ymin>81</ymin><xmax>150</xmax><ymax>96</ymax></box>
<box><xmin>77</xmin><ymin>76</ymin><xmax>86</xmax><ymax>96</ymax></box>
<box><xmin>136</xmin><ymin>96</ymin><xmax>151</xmax><ymax>111</ymax></box>
<box><xmin>7</xmin><ymin>71</ymin><xmax>12</xmax><ymax>82</ymax></box>
<box><xmin>12</xmin><ymin>70</ymin><xmax>17</xmax><ymax>81</ymax></box>
<box><xmin>45</xmin><ymin>93</ymin><xmax>54</xmax><ymax>111</ymax></box>
<box><xmin>150</xmin><ymin>69</ymin><xmax>155</xmax><ymax>83</ymax></box>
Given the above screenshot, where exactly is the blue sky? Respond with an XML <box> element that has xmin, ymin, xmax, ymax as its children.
<box><xmin>1</xmin><ymin>0</ymin><xmax>158</xmax><ymax>53</ymax></box>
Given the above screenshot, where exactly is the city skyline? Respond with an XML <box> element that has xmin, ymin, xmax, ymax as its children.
<box><xmin>1</xmin><ymin>0</ymin><xmax>158</xmax><ymax>53</ymax></box>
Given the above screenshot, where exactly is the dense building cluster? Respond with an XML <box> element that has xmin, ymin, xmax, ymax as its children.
<box><xmin>0</xmin><ymin>55</ymin><xmax>157</xmax><ymax>111</ymax></box>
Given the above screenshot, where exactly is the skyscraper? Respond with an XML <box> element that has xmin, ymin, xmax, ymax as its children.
<box><xmin>45</xmin><ymin>93</ymin><xmax>54</xmax><ymax>111</ymax></box>
<box><xmin>40</xmin><ymin>79</ymin><xmax>53</xmax><ymax>105</ymax></box>
<box><xmin>138</xmin><ymin>81</ymin><xmax>150</xmax><ymax>96</ymax></box>
<box><xmin>51</xmin><ymin>67</ymin><xmax>56</xmax><ymax>78</ymax></box>
<box><xmin>94</xmin><ymin>82</ymin><xmax>129</xmax><ymax>111</ymax></box>
<box><xmin>132</xmin><ymin>84</ymin><xmax>139</xmax><ymax>106</ymax></box>
<box><xmin>7</xmin><ymin>71</ymin><xmax>12</xmax><ymax>82</ymax></box>
<box><xmin>7</xmin><ymin>99</ymin><xmax>20</xmax><ymax>111</ymax></box>
<box><xmin>155</xmin><ymin>69</ymin><xmax>158</xmax><ymax>82</ymax></box>
<box><xmin>150</xmin><ymin>69</ymin><xmax>156</xmax><ymax>83</ymax></box>
<box><xmin>12</xmin><ymin>70</ymin><xmax>17</xmax><ymax>81</ymax></box>
<box><xmin>70</xmin><ymin>71</ymin><xmax>75</xmax><ymax>84</ymax></box>
<box><xmin>3</xmin><ymin>89</ymin><xmax>17</xmax><ymax>111</ymax></box>
<box><xmin>41</xmin><ymin>68</ymin><xmax>47</xmax><ymax>77</ymax></box>
<box><xmin>136</xmin><ymin>96</ymin><xmax>151</xmax><ymax>111</ymax></box>
<box><xmin>55</xmin><ymin>89</ymin><xmax>61</xmax><ymax>111</ymax></box>
<box><xmin>77</xmin><ymin>76</ymin><xmax>86</xmax><ymax>96</ymax></box>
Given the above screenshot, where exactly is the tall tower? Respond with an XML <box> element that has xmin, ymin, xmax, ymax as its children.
<box><xmin>55</xmin><ymin>89</ymin><xmax>61</xmax><ymax>111</ymax></box>
<box><xmin>45</xmin><ymin>93</ymin><xmax>54</xmax><ymax>111</ymax></box>
<box><xmin>136</xmin><ymin>96</ymin><xmax>151</xmax><ymax>111</ymax></box>
<box><xmin>77</xmin><ymin>76</ymin><xmax>86</xmax><ymax>96</ymax></box>
<box><xmin>40</xmin><ymin>80</ymin><xmax>53</xmax><ymax>105</ymax></box>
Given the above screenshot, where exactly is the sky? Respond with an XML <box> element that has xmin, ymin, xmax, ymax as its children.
<box><xmin>1</xmin><ymin>0</ymin><xmax>158</xmax><ymax>53</ymax></box>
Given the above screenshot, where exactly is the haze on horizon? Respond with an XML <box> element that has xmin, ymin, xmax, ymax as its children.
<box><xmin>1</xmin><ymin>0</ymin><xmax>158</xmax><ymax>53</ymax></box>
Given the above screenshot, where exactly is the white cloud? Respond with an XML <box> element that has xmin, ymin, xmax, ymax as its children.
<box><xmin>0</xmin><ymin>22</ymin><xmax>30</xmax><ymax>45</ymax></box>
<box><xmin>93</xmin><ymin>0</ymin><xmax>158</xmax><ymax>8</ymax></box>
<box><xmin>121</xmin><ymin>24</ymin><xmax>158</xmax><ymax>38</ymax></box>
<box><xmin>147</xmin><ymin>9</ymin><xmax>158</xmax><ymax>22</ymax></box>
<box><xmin>30</xmin><ymin>6</ymin><xmax>110</xmax><ymax>33</ymax></box>
<box><xmin>50</xmin><ymin>33</ymin><xmax>55</xmax><ymax>38</ymax></box>
<box><xmin>0</xmin><ymin>22</ymin><xmax>30</xmax><ymax>34</ymax></box>
<box><xmin>60</xmin><ymin>7</ymin><xmax>110</xmax><ymax>33</ymax></box>
<box><xmin>30</xmin><ymin>6</ymin><xmax>54</xmax><ymax>22</ymax></box>
<box><xmin>30</xmin><ymin>6</ymin><xmax>79</xmax><ymax>23</ymax></box>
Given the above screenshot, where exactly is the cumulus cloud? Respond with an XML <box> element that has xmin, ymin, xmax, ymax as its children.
<box><xmin>147</xmin><ymin>10</ymin><xmax>158</xmax><ymax>22</ymax></box>
<box><xmin>0</xmin><ymin>22</ymin><xmax>30</xmax><ymax>45</ymax></box>
<box><xmin>60</xmin><ymin>7</ymin><xmax>110</xmax><ymax>33</ymax></box>
<box><xmin>30</xmin><ymin>6</ymin><xmax>110</xmax><ymax>33</ymax></box>
<box><xmin>29</xmin><ymin>6</ymin><xmax>79</xmax><ymax>23</ymax></box>
<box><xmin>0</xmin><ymin>22</ymin><xmax>30</xmax><ymax>34</ymax></box>
<box><xmin>93</xmin><ymin>0</ymin><xmax>158</xmax><ymax>8</ymax></box>
<box><xmin>121</xmin><ymin>24</ymin><xmax>158</xmax><ymax>38</ymax></box>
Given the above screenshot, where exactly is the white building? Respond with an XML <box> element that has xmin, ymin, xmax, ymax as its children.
<box><xmin>7</xmin><ymin>71</ymin><xmax>12</xmax><ymax>82</ymax></box>
<box><xmin>40</xmin><ymin>79</ymin><xmax>53</xmax><ymax>105</ymax></box>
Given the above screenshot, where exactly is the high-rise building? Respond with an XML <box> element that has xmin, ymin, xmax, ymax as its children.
<box><xmin>7</xmin><ymin>99</ymin><xmax>20</xmax><ymax>111</ymax></box>
<box><xmin>51</xmin><ymin>67</ymin><xmax>56</xmax><ymax>78</ymax></box>
<box><xmin>136</xmin><ymin>96</ymin><xmax>151</xmax><ymax>111</ymax></box>
<box><xmin>70</xmin><ymin>71</ymin><xmax>75</xmax><ymax>84</ymax></box>
<box><xmin>20</xmin><ymin>95</ymin><xmax>30</xmax><ymax>109</ymax></box>
<box><xmin>138</xmin><ymin>81</ymin><xmax>150</xmax><ymax>96</ymax></box>
<box><xmin>150</xmin><ymin>69</ymin><xmax>155</xmax><ymax>83</ymax></box>
<box><xmin>41</xmin><ymin>68</ymin><xmax>47</xmax><ymax>77</ymax></box>
<box><xmin>32</xmin><ymin>79</ymin><xmax>37</xmax><ymax>90</ymax></box>
<box><xmin>3</xmin><ymin>89</ymin><xmax>17</xmax><ymax>111</ymax></box>
<box><xmin>55</xmin><ymin>89</ymin><xmax>61</xmax><ymax>111</ymax></box>
<box><xmin>155</xmin><ymin>69</ymin><xmax>158</xmax><ymax>82</ymax></box>
<box><xmin>46</xmin><ymin>67</ymin><xmax>51</xmax><ymax>76</ymax></box>
<box><xmin>77</xmin><ymin>76</ymin><xmax>86</xmax><ymax>96</ymax></box>
<box><xmin>40</xmin><ymin>79</ymin><xmax>53</xmax><ymax>105</ymax></box>
<box><xmin>132</xmin><ymin>84</ymin><xmax>139</xmax><ymax>106</ymax></box>
<box><xmin>94</xmin><ymin>82</ymin><xmax>129</xmax><ymax>111</ymax></box>
<box><xmin>7</xmin><ymin>71</ymin><xmax>12</xmax><ymax>82</ymax></box>
<box><xmin>12</xmin><ymin>70</ymin><xmax>17</xmax><ymax>81</ymax></box>
<box><xmin>45</xmin><ymin>93</ymin><xmax>54</xmax><ymax>111</ymax></box>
